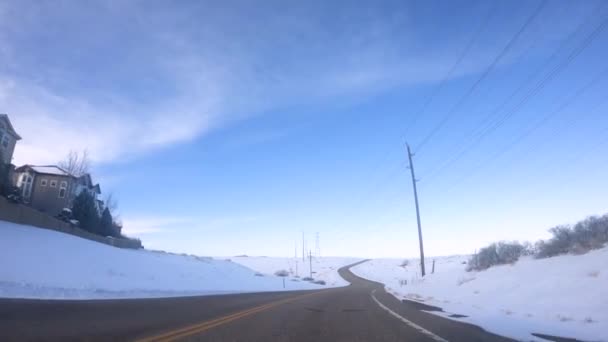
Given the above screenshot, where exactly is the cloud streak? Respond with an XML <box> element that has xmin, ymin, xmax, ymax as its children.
<box><xmin>1</xmin><ymin>0</ymin><xmax>581</xmax><ymax>166</ymax></box>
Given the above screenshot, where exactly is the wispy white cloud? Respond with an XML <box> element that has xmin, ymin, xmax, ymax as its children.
<box><xmin>0</xmin><ymin>1</ymin><xmax>461</xmax><ymax>166</ymax></box>
<box><xmin>1</xmin><ymin>0</ymin><xmax>586</xmax><ymax>166</ymax></box>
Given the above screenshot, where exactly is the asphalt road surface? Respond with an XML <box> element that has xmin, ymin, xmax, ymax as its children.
<box><xmin>0</xmin><ymin>260</ymin><xmax>515</xmax><ymax>342</ymax></box>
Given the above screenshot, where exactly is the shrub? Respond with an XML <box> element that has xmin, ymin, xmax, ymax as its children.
<box><xmin>313</xmin><ymin>280</ymin><xmax>326</xmax><ymax>285</ymax></box>
<box><xmin>467</xmin><ymin>214</ymin><xmax>608</xmax><ymax>270</ymax></box>
<box><xmin>572</xmin><ymin>215</ymin><xmax>608</xmax><ymax>251</ymax></box>
<box><xmin>521</xmin><ymin>241</ymin><xmax>535</xmax><ymax>256</ymax></box>
<box><xmin>466</xmin><ymin>241</ymin><xmax>525</xmax><ymax>271</ymax></box>
<box><xmin>536</xmin><ymin>225</ymin><xmax>573</xmax><ymax>258</ymax></box>
<box><xmin>536</xmin><ymin>216</ymin><xmax>608</xmax><ymax>258</ymax></box>
<box><xmin>117</xmin><ymin>235</ymin><xmax>143</xmax><ymax>249</ymax></box>
<box><xmin>302</xmin><ymin>276</ymin><xmax>314</xmax><ymax>281</ymax></box>
<box><xmin>274</xmin><ymin>270</ymin><xmax>289</xmax><ymax>277</ymax></box>
<box><xmin>400</xmin><ymin>260</ymin><xmax>409</xmax><ymax>267</ymax></box>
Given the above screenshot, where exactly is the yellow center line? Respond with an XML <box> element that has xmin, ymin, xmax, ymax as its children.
<box><xmin>136</xmin><ymin>291</ymin><xmax>322</xmax><ymax>342</ymax></box>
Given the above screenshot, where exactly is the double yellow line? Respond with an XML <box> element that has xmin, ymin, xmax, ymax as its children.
<box><xmin>136</xmin><ymin>292</ymin><xmax>319</xmax><ymax>342</ymax></box>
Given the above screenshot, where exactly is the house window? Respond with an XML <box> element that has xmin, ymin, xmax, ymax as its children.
<box><xmin>20</xmin><ymin>174</ymin><xmax>33</xmax><ymax>199</ymax></box>
<box><xmin>40</xmin><ymin>179</ymin><xmax>48</xmax><ymax>187</ymax></box>
<box><xmin>50</xmin><ymin>180</ymin><xmax>57</xmax><ymax>187</ymax></box>
<box><xmin>59</xmin><ymin>181</ymin><xmax>68</xmax><ymax>198</ymax></box>
<box><xmin>1</xmin><ymin>136</ymin><xmax>8</xmax><ymax>148</ymax></box>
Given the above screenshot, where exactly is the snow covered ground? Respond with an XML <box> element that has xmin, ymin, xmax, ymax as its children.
<box><xmin>230</xmin><ymin>256</ymin><xmax>360</xmax><ymax>287</ymax></box>
<box><xmin>0</xmin><ymin>221</ymin><xmax>333</xmax><ymax>299</ymax></box>
<box><xmin>351</xmin><ymin>251</ymin><xmax>608</xmax><ymax>342</ymax></box>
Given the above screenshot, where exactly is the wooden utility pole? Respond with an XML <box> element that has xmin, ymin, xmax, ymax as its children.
<box><xmin>407</xmin><ymin>143</ymin><xmax>426</xmax><ymax>277</ymax></box>
<box><xmin>302</xmin><ymin>232</ymin><xmax>305</xmax><ymax>262</ymax></box>
<box><xmin>309</xmin><ymin>250</ymin><xmax>313</xmax><ymax>278</ymax></box>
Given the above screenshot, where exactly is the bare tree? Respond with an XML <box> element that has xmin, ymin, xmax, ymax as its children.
<box><xmin>104</xmin><ymin>192</ymin><xmax>121</xmax><ymax>226</ymax></box>
<box><xmin>104</xmin><ymin>192</ymin><xmax>119</xmax><ymax>214</ymax></box>
<box><xmin>58</xmin><ymin>150</ymin><xmax>91</xmax><ymax>177</ymax></box>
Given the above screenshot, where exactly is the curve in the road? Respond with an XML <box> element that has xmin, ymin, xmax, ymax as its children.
<box><xmin>0</xmin><ymin>260</ymin><xmax>515</xmax><ymax>342</ymax></box>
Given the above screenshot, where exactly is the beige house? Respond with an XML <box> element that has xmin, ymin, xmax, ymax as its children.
<box><xmin>14</xmin><ymin>165</ymin><xmax>102</xmax><ymax>216</ymax></box>
<box><xmin>0</xmin><ymin>114</ymin><xmax>21</xmax><ymax>165</ymax></box>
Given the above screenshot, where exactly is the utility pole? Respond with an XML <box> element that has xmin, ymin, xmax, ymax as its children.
<box><xmin>308</xmin><ymin>250</ymin><xmax>313</xmax><ymax>278</ymax></box>
<box><xmin>407</xmin><ymin>143</ymin><xmax>426</xmax><ymax>277</ymax></box>
<box><xmin>295</xmin><ymin>260</ymin><xmax>298</xmax><ymax>277</ymax></box>
<box><xmin>302</xmin><ymin>232</ymin><xmax>306</xmax><ymax>262</ymax></box>
<box><xmin>315</xmin><ymin>232</ymin><xmax>320</xmax><ymax>258</ymax></box>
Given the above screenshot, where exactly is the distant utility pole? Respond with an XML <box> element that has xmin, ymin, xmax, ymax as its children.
<box><xmin>302</xmin><ymin>232</ymin><xmax>306</xmax><ymax>262</ymax></box>
<box><xmin>406</xmin><ymin>143</ymin><xmax>426</xmax><ymax>277</ymax></box>
<box><xmin>309</xmin><ymin>250</ymin><xmax>313</xmax><ymax>278</ymax></box>
<box><xmin>295</xmin><ymin>260</ymin><xmax>299</xmax><ymax>277</ymax></box>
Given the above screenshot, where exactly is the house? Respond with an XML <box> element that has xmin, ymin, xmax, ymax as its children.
<box><xmin>0</xmin><ymin>114</ymin><xmax>21</xmax><ymax>165</ymax></box>
<box><xmin>14</xmin><ymin>165</ymin><xmax>76</xmax><ymax>215</ymax></box>
<box><xmin>73</xmin><ymin>173</ymin><xmax>103</xmax><ymax>214</ymax></box>
<box><xmin>13</xmin><ymin>165</ymin><xmax>103</xmax><ymax>216</ymax></box>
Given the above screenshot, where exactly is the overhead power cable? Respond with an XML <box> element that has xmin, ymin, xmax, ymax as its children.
<box><xmin>433</xmin><ymin>61</ymin><xmax>608</xmax><ymax>196</ymax></box>
<box><xmin>414</xmin><ymin>0</ymin><xmax>548</xmax><ymax>153</ymax></box>
<box><xmin>337</xmin><ymin>2</ymin><xmax>499</xmax><ymax>225</ymax></box>
<box><xmin>422</xmin><ymin>3</ymin><xmax>608</xmax><ymax>182</ymax></box>
<box><xmin>402</xmin><ymin>0</ymin><xmax>497</xmax><ymax>139</ymax></box>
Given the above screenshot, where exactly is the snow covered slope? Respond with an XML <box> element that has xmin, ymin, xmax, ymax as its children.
<box><xmin>351</xmin><ymin>252</ymin><xmax>608</xmax><ymax>342</ymax></box>
<box><xmin>0</xmin><ymin>221</ymin><xmax>327</xmax><ymax>299</ymax></box>
<box><xmin>231</xmin><ymin>256</ymin><xmax>360</xmax><ymax>287</ymax></box>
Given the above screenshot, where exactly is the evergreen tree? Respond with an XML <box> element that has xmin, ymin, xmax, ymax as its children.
<box><xmin>72</xmin><ymin>191</ymin><xmax>100</xmax><ymax>234</ymax></box>
<box><xmin>99</xmin><ymin>207</ymin><xmax>114</xmax><ymax>237</ymax></box>
<box><xmin>0</xmin><ymin>150</ymin><xmax>11</xmax><ymax>196</ymax></box>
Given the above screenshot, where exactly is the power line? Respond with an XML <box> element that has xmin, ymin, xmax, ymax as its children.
<box><xmin>422</xmin><ymin>5</ymin><xmax>608</xmax><ymax>183</ymax></box>
<box><xmin>517</xmin><ymin>95</ymin><xmax>608</xmax><ymax>169</ymax></box>
<box><xmin>414</xmin><ymin>0</ymin><xmax>548</xmax><ymax>153</ymax></box>
<box><xmin>403</xmin><ymin>0</ymin><xmax>497</xmax><ymax>139</ymax></box>
<box><xmin>343</xmin><ymin>2</ymin><xmax>499</xmax><ymax>211</ymax></box>
<box><xmin>473</xmin><ymin>14</ymin><xmax>608</xmax><ymax>143</ymax></box>
<box><xmin>433</xmin><ymin>64</ymin><xmax>608</xmax><ymax>196</ymax></box>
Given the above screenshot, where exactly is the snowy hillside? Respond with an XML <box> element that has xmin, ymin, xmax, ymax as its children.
<box><xmin>231</xmin><ymin>256</ymin><xmax>360</xmax><ymax>287</ymax></box>
<box><xmin>0</xmin><ymin>221</ymin><xmax>329</xmax><ymax>299</ymax></box>
<box><xmin>352</xmin><ymin>252</ymin><xmax>608</xmax><ymax>342</ymax></box>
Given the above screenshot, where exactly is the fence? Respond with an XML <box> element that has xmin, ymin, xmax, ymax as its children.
<box><xmin>0</xmin><ymin>196</ymin><xmax>142</xmax><ymax>249</ymax></box>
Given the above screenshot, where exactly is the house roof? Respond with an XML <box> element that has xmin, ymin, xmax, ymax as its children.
<box><xmin>0</xmin><ymin>114</ymin><xmax>22</xmax><ymax>140</ymax></box>
<box><xmin>76</xmin><ymin>174</ymin><xmax>100</xmax><ymax>193</ymax></box>
<box><xmin>78</xmin><ymin>174</ymin><xmax>93</xmax><ymax>186</ymax></box>
<box><xmin>16</xmin><ymin>165</ymin><xmax>73</xmax><ymax>177</ymax></box>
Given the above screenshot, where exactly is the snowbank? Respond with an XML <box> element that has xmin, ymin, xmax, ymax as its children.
<box><xmin>351</xmin><ymin>252</ymin><xmax>608</xmax><ymax>341</ymax></box>
<box><xmin>0</xmin><ymin>221</ymin><xmax>327</xmax><ymax>299</ymax></box>
<box><xmin>231</xmin><ymin>256</ymin><xmax>360</xmax><ymax>287</ymax></box>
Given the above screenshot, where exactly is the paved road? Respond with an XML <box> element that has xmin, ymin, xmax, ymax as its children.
<box><xmin>0</xmin><ymin>261</ymin><xmax>514</xmax><ymax>341</ymax></box>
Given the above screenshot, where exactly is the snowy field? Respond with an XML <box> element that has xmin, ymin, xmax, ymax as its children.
<box><xmin>351</xmin><ymin>252</ymin><xmax>608</xmax><ymax>342</ymax></box>
<box><xmin>0</xmin><ymin>221</ymin><xmax>331</xmax><ymax>299</ymax></box>
<box><xmin>230</xmin><ymin>256</ymin><xmax>360</xmax><ymax>287</ymax></box>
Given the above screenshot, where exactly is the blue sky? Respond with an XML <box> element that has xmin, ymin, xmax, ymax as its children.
<box><xmin>2</xmin><ymin>0</ymin><xmax>608</xmax><ymax>257</ymax></box>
